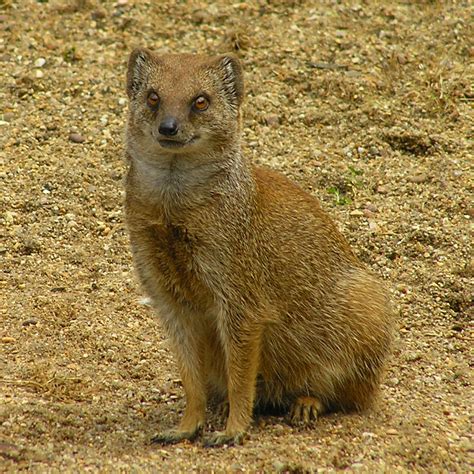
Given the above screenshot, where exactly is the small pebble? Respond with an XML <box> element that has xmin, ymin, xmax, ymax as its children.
<box><xmin>376</xmin><ymin>185</ymin><xmax>388</xmax><ymax>194</ymax></box>
<box><xmin>350</xmin><ymin>210</ymin><xmax>364</xmax><ymax>217</ymax></box>
<box><xmin>22</xmin><ymin>319</ymin><xmax>38</xmax><ymax>326</ymax></box>
<box><xmin>34</xmin><ymin>57</ymin><xmax>46</xmax><ymax>68</ymax></box>
<box><xmin>264</xmin><ymin>114</ymin><xmax>280</xmax><ymax>127</ymax></box>
<box><xmin>139</xmin><ymin>297</ymin><xmax>152</xmax><ymax>305</ymax></box>
<box><xmin>369</xmin><ymin>146</ymin><xmax>380</xmax><ymax>156</ymax></box>
<box><xmin>91</xmin><ymin>9</ymin><xmax>106</xmax><ymax>20</ymax></box>
<box><xmin>368</xmin><ymin>220</ymin><xmax>378</xmax><ymax>232</ymax></box>
<box><xmin>1</xmin><ymin>337</ymin><xmax>15</xmax><ymax>343</ymax></box>
<box><xmin>409</xmin><ymin>173</ymin><xmax>429</xmax><ymax>183</ymax></box>
<box><xmin>118</xmin><ymin>97</ymin><xmax>127</xmax><ymax>106</ymax></box>
<box><xmin>405</xmin><ymin>351</ymin><xmax>423</xmax><ymax>362</ymax></box>
<box><xmin>386</xmin><ymin>428</ymin><xmax>398</xmax><ymax>435</ymax></box>
<box><xmin>364</xmin><ymin>203</ymin><xmax>378</xmax><ymax>213</ymax></box>
<box><xmin>4</xmin><ymin>211</ymin><xmax>14</xmax><ymax>224</ymax></box>
<box><xmin>69</xmin><ymin>132</ymin><xmax>85</xmax><ymax>143</ymax></box>
<box><xmin>192</xmin><ymin>9</ymin><xmax>211</xmax><ymax>24</ymax></box>
<box><xmin>35</xmin><ymin>70</ymin><xmax>44</xmax><ymax>78</ymax></box>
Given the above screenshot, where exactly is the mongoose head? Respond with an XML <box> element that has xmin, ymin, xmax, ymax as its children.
<box><xmin>126</xmin><ymin>49</ymin><xmax>244</xmax><ymax>161</ymax></box>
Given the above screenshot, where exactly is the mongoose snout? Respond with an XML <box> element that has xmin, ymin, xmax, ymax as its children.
<box><xmin>124</xmin><ymin>48</ymin><xmax>394</xmax><ymax>447</ymax></box>
<box><xmin>158</xmin><ymin>117</ymin><xmax>179</xmax><ymax>136</ymax></box>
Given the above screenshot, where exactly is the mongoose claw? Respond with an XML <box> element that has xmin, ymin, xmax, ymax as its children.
<box><xmin>202</xmin><ymin>430</ymin><xmax>245</xmax><ymax>448</ymax></box>
<box><xmin>290</xmin><ymin>396</ymin><xmax>323</xmax><ymax>426</ymax></box>
<box><xmin>150</xmin><ymin>428</ymin><xmax>201</xmax><ymax>445</ymax></box>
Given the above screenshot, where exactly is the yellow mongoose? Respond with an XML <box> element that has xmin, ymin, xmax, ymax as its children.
<box><xmin>124</xmin><ymin>49</ymin><xmax>394</xmax><ymax>447</ymax></box>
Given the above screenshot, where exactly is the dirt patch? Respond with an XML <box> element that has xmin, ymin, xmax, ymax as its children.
<box><xmin>1</xmin><ymin>0</ymin><xmax>472</xmax><ymax>471</ymax></box>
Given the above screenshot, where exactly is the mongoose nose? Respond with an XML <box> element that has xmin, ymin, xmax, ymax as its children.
<box><xmin>158</xmin><ymin>118</ymin><xmax>179</xmax><ymax>136</ymax></box>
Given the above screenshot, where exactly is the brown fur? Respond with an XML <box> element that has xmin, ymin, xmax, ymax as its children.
<box><xmin>124</xmin><ymin>49</ymin><xmax>394</xmax><ymax>446</ymax></box>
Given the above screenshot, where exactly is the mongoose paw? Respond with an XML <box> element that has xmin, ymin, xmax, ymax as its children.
<box><xmin>202</xmin><ymin>430</ymin><xmax>245</xmax><ymax>448</ymax></box>
<box><xmin>290</xmin><ymin>396</ymin><xmax>323</xmax><ymax>426</ymax></box>
<box><xmin>150</xmin><ymin>427</ymin><xmax>201</xmax><ymax>445</ymax></box>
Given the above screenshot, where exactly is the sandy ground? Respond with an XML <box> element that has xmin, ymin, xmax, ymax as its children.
<box><xmin>1</xmin><ymin>0</ymin><xmax>473</xmax><ymax>472</ymax></box>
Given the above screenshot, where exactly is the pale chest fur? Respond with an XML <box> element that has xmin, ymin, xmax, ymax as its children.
<box><xmin>125</xmin><ymin>157</ymin><xmax>258</xmax><ymax>321</ymax></box>
<box><xmin>128</xmin><ymin>215</ymin><xmax>219</xmax><ymax>316</ymax></box>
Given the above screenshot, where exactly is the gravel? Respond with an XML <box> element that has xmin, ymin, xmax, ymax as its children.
<box><xmin>1</xmin><ymin>0</ymin><xmax>472</xmax><ymax>472</ymax></box>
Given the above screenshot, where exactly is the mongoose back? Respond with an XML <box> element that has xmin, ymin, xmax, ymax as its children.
<box><xmin>124</xmin><ymin>49</ymin><xmax>394</xmax><ymax>447</ymax></box>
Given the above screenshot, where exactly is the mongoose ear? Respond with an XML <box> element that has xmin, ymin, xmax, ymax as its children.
<box><xmin>127</xmin><ymin>48</ymin><xmax>152</xmax><ymax>98</ymax></box>
<box><xmin>215</xmin><ymin>54</ymin><xmax>244</xmax><ymax>108</ymax></box>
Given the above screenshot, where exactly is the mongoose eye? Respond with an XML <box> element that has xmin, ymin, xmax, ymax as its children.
<box><xmin>147</xmin><ymin>92</ymin><xmax>160</xmax><ymax>108</ymax></box>
<box><xmin>193</xmin><ymin>96</ymin><xmax>209</xmax><ymax>112</ymax></box>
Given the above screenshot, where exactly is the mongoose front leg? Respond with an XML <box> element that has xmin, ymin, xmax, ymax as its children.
<box><xmin>151</xmin><ymin>376</ymin><xmax>206</xmax><ymax>444</ymax></box>
<box><xmin>204</xmin><ymin>323</ymin><xmax>261</xmax><ymax>447</ymax></box>
<box><xmin>151</xmin><ymin>322</ymin><xmax>207</xmax><ymax>445</ymax></box>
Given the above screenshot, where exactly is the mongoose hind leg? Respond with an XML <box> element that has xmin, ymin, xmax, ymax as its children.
<box><xmin>290</xmin><ymin>396</ymin><xmax>325</xmax><ymax>426</ymax></box>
